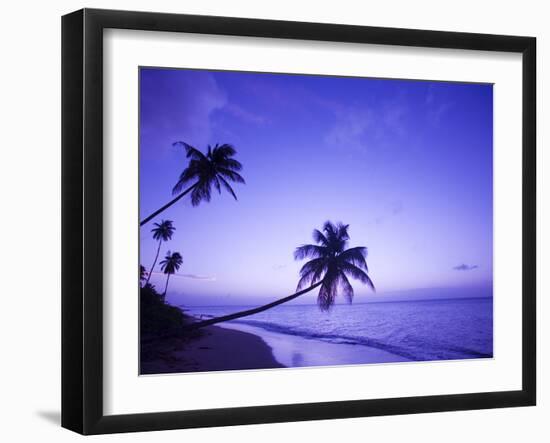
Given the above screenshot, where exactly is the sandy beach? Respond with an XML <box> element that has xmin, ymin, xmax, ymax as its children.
<box><xmin>141</xmin><ymin>319</ymin><xmax>410</xmax><ymax>375</ymax></box>
<box><xmin>140</xmin><ymin>324</ymin><xmax>284</xmax><ymax>374</ymax></box>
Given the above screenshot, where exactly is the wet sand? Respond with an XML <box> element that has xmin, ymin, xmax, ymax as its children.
<box><xmin>221</xmin><ymin>322</ymin><xmax>409</xmax><ymax>368</ymax></box>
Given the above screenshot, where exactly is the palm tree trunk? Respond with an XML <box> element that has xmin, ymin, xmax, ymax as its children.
<box><xmin>145</xmin><ymin>240</ymin><xmax>162</xmax><ymax>286</ymax></box>
<box><xmin>162</xmin><ymin>274</ymin><xmax>171</xmax><ymax>303</ymax></box>
<box><xmin>140</xmin><ymin>182</ymin><xmax>198</xmax><ymax>226</ymax></box>
<box><xmin>184</xmin><ymin>280</ymin><xmax>323</xmax><ymax>331</ymax></box>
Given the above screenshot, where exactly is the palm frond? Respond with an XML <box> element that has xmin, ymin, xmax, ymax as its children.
<box><xmin>172</xmin><ymin>161</ymin><xmax>201</xmax><ymax>195</ymax></box>
<box><xmin>296</xmin><ymin>273</ymin><xmax>315</xmax><ymax>291</ymax></box>
<box><xmin>159</xmin><ymin>250</ymin><xmax>171</xmax><ymax>269</ymax></box>
<box><xmin>337</xmin><ymin>223</ymin><xmax>350</xmax><ymax>241</ymax></box>
<box><xmin>218</xmin><ymin>176</ymin><xmax>238</xmax><ymax>200</ymax></box>
<box><xmin>190</xmin><ymin>181</ymin><xmax>213</xmax><ymax>206</ymax></box>
<box><xmin>294</xmin><ymin>244</ymin><xmax>329</xmax><ymax>260</ymax></box>
<box><xmin>322</xmin><ymin>221</ymin><xmax>349</xmax><ymax>252</ymax></box>
<box><xmin>317</xmin><ymin>277</ymin><xmax>339</xmax><ymax>311</ymax></box>
<box><xmin>173</xmin><ymin>141</ymin><xmax>208</xmax><ymax>161</ymax></box>
<box><xmin>216</xmin><ymin>167</ymin><xmax>246</xmax><ymax>184</ymax></box>
<box><xmin>296</xmin><ymin>258</ymin><xmax>328</xmax><ymax>290</ymax></box>
<box><xmin>212</xmin><ymin>143</ymin><xmax>237</xmax><ymax>159</ymax></box>
<box><xmin>218</xmin><ymin>158</ymin><xmax>243</xmax><ymax>171</ymax></box>
<box><xmin>312</xmin><ymin>229</ymin><xmax>329</xmax><ymax>246</ymax></box>
<box><xmin>339</xmin><ymin>247</ymin><xmax>369</xmax><ymax>271</ymax></box>
<box><xmin>323</xmin><ymin>221</ymin><xmax>337</xmax><ymax>238</ymax></box>
<box><xmin>298</xmin><ymin>257</ymin><xmax>327</xmax><ymax>278</ymax></box>
<box><xmin>338</xmin><ymin>272</ymin><xmax>354</xmax><ymax>303</ymax></box>
<box><xmin>340</xmin><ymin>262</ymin><xmax>375</xmax><ymax>291</ymax></box>
<box><xmin>213</xmin><ymin>176</ymin><xmax>221</xmax><ymax>194</ymax></box>
<box><xmin>315</xmin><ymin>263</ymin><xmax>341</xmax><ymax>310</ymax></box>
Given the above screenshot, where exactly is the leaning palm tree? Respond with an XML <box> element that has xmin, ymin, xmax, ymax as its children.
<box><xmin>140</xmin><ymin>142</ymin><xmax>245</xmax><ymax>226</ymax></box>
<box><xmin>185</xmin><ymin>221</ymin><xmax>374</xmax><ymax>330</ymax></box>
<box><xmin>159</xmin><ymin>251</ymin><xmax>183</xmax><ymax>302</ymax></box>
<box><xmin>145</xmin><ymin>220</ymin><xmax>175</xmax><ymax>287</ymax></box>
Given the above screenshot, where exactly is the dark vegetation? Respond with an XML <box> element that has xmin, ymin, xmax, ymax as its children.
<box><xmin>140</xmin><ymin>284</ymin><xmax>193</xmax><ymax>339</ymax></box>
<box><xmin>140</xmin><ymin>284</ymin><xmax>201</xmax><ymax>369</ymax></box>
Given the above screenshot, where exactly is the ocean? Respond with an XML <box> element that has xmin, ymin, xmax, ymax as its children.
<box><xmin>185</xmin><ymin>297</ymin><xmax>493</xmax><ymax>365</ymax></box>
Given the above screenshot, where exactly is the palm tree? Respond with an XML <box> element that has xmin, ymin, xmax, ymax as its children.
<box><xmin>140</xmin><ymin>142</ymin><xmax>245</xmax><ymax>226</ymax></box>
<box><xmin>159</xmin><ymin>251</ymin><xmax>183</xmax><ymax>302</ymax></box>
<box><xmin>294</xmin><ymin>221</ymin><xmax>375</xmax><ymax>310</ymax></box>
<box><xmin>145</xmin><ymin>220</ymin><xmax>175</xmax><ymax>287</ymax></box>
<box><xmin>185</xmin><ymin>221</ymin><xmax>375</xmax><ymax>330</ymax></box>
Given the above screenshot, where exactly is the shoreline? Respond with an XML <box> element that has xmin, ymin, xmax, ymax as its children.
<box><xmin>221</xmin><ymin>322</ymin><xmax>409</xmax><ymax>367</ymax></box>
<box><xmin>140</xmin><ymin>324</ymin><xmax>284</xmax><ymax>375</ymax></box>
<box><xmin>141</xmin><ymin>319</ymin><xmax>410</xmax><ymax>375</ymax></box>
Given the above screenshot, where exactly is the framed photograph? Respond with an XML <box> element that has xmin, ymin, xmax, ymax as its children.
<box><xmin>61</xmin><ymin>8</ymin><xmax>536</xmax><ymax>435</ymax></box>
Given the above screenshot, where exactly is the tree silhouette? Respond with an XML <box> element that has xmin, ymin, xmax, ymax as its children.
<box><xmin>159</xmin><ymin>251</ymin><xmax>183</xmax><ymax>303</ymax></box>
<box><xmin>294</xmin><ymin>221</ymin><xmax>374</xmax><ymax>310</ymax></box>
<box><xmin>145</xmin><ymin>220</ymin><xmax>175</xmax><ymax>287</ymax></box>
<box><xmin>140</xmin><ymin>143</ymin><xmax>245</xmax><ymax>226</ymax></box>
<box><xmin>186</xmin><ymin>221</ymin><xmax>375</xmax><ymax>329</ymax></box>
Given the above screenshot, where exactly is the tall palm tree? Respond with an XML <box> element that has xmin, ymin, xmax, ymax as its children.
<box><xmin>140</xmin><ymin>142</ymin><xmax>245</xmax><ymax>226</ymax></box>
<box><xmin>145</xmin><ymin>220</ymin><xmax>175</xmax><ymax>287</ymax></box>
<box><xmin>185</xmin><ymin>221</ymin><xmax>375</xmax><ymax>330</ymax></box>
<box><xmin>159</xmin><ymin>251</ymin><xmax>183</xmax><ymax>302</ymax></box>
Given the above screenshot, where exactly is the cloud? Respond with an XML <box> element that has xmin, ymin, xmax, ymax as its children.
<box><xmin>180</xmin><ymin>273</ymin><xmax>217</xmax><ymax>281</ymax></box>
<box><xmin>140</xmin><ymin>69</ymin><xmax>227</xmax><ymax>160</ymax></box>
<box><xmin>323</xmin><ymin>97</ymin><xmax>410</xmax><ymax>156</ymax></box>
<box><xmin>382</xmin><ymin>103</ymin><xmax>408</xmax><ymax>136</ymax></box>
<box><xmin>453</xmin><ymin>264</ymin><xmax>479</xmax><ymax>271</ymax></box>
<box><xmin>427</xmin><ymin>102</ymin><xmax>453</xmax><ymax>125</ymax></box>
<box><xmin>324</xmin><ymin>109</ymin><xmax>372</xmax><ymax>152</ymax></box>
<box><xmin>150</xmin><ymin>272</ymin><xmax>216</xmax><ymax>281</ymax></box>
<box><xmin>224</xmin><ymin>103</ymin><xmax>268</xmax><ymax>125</ymax></box>
<box><xmin>425</xmin><ymin>85</ymin><xmax>453</xmax><ymax>125</ymax></box>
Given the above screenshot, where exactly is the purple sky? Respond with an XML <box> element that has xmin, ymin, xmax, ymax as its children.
<box><xmin>139</xmin><ymin>67</ymin><xmax>493</xmax><ymax>306</ymax></box>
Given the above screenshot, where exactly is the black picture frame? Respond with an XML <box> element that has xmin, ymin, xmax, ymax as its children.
<box><xmin>62</xmin><ymin>8</ymin><xmax>536</xmax><ymax>435</ymax></box>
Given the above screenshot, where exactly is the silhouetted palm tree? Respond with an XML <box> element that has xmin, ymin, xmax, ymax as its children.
<box><xmin>145</xmin><ymin>220</ymin><xmax>175</xmax><ymax>287</ymax></box>
<box><xmin>140</xmin><ymin>143</ymin><xmax>245</xmax><ymax>226</ymax></box>
<box><xmin>159</xmin><ymin>251</ymin><xmax>183</xmax><ymax>302</ymax></box>
<box><xmin>186</xmin><ymin>221</ymin><xmax>374</xmax><ymax>330</ymax></box>
<box><xmin>294</xmin><ymin>221</ymin><xmax>375</xmax><ymax>310</ymax></box>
